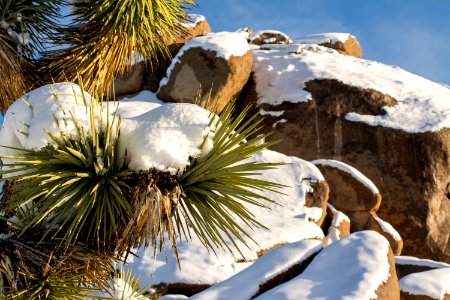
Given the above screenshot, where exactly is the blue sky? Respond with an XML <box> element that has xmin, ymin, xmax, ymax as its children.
<box><xmin>191</xmin><ymin>0</ymin><xmax>450</xmax><ymax>86</ymax></box>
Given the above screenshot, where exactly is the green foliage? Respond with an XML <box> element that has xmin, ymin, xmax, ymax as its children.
<box><xmin>0</xmin><ymin>86</ymin><xmax>285</xmax><ymax>299</ymax></box>
<box><xmin>102</xmin><ymin>268</ymin><xmax>153</xmax><ymax>300</ymax></box>
<box><xmin>41</xmin><ymin>0</ymin><xmax>197</xmax><ymax>97</ymax></box>
<box><xmin>0</xmin><ymin>0</ymin><xmax>65</xmax><ymax>112</ymax></box>
<box><xmin>1</xmin><ymin>90</ymin><xmax>132</xmax><ymax>250</ymax></box>
<box><xmin>177</xmin><ymin>102</ymin><xmax>286</xmax><ymax>256</ymax></box>
<box><xmin>0</xmin><ymin>0</ymin><xmax>66</xmax><ymax>56</ymax></box>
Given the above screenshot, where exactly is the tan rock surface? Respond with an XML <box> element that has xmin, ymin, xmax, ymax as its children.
<box><xmin>142</xmin><ymin>19</ymin><xmax>212</xmax><ymax>93</ymax></box>
<box><xmin>157</xmin><ymin>46</ymin><xmax>253</xmax><ymax>114</ymax></box>
<box><xmin>318</xmin><ymin>35</ymin><xmax>363</xmax><ymax>58</ymax></box>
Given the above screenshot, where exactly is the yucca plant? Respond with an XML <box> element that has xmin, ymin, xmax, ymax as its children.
<box><xmin>1</xmin><ymin>84</ymin><xmax>285</xmax><ymax>270</ymax></box>
<box><xmin>99</xmin><ymin>268</ymin><xmax>153</xmax><ymax>300</ymax></box>
<box><xmin>1</xmin><ymin>89</ymin><xmax>132</xmax><ymax>252</ymax></box>
<box><xmin>0</xmin><ymin>30</ymin><xmax>32</xmax><ymax>112</ymax></box>
<box><xmin>0</xmin><ymin>0</ymin><xmax>66</xmax><ymax>111</ymax></box>
<box><xmin>41</xmin><ymin>0</ymin><xmax>196</xmax><ymax>97</ymax></box>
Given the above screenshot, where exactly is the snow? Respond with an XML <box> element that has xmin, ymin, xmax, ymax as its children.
<box><xmin>0</xmin><ymin>83</ymin><xmax>94</xmax><ymax>169</ymax></box>
<box><xmin>0</xmin><ymin>84</ymin><xmax>215</xmax><ymax>175</ymax></box>
<box><xmin>259</xmin><ymin>109</ymin><xmax>284</xmax><ymax>117</ymax></box>
<box><xmin>373</xmin><ymin>216</ymin><xmax>402</xmax><ymax>241</ymax></box>
<box><xmin>191</xmin><ymin>240</ymin><xmax>323</xmax><ymax>300</ymax></box>
<box><xmin>124</xmin><ymin>150</ymin><xmax>325</xmax><ymax>287</ymax></box>
<box><xmin>103</xmin><ymin>101</ymin><xmax>160</xmax><ymax>119</ymax></box>
<box><xmin>252</xmin><ymin>44</ymin><xmax>450</xmax><ymax>132</ymax></box>
<box><xmin>255</xmin><ymin>231</ymin><xmax>392</xmax><ymax>300</ymax></box>
<box><xmin>399</xmin><ymin>268</ymin><xmax>450</xmax><ymax>300</ymax></box>
<box><xmin>312</xmin><ymin>159</ymin><xmax>379</xmax><ymax>195</ymax></box>
<box><xmin>297</xmin><ymin>32</ymin><xmax>353</xmax><ymax>44</ymax></box>
<box><xmin>159</xmin><ymin>32</ymin><xmax>250</xmax><ymax>88</ymax></box>
<box><xmin>183</xmin><ymin>14</ymin><xmax>206</xmax><ymax>28</ymax></box>
<box><xmin>272</xmin><ymin>118</ymin><xmax>287</xmax><ymax>128</ymax></box>
<box><xmin>250</xmin><ymin>30</ymin><xmax>293</xmax><ymax>44</ymax></box>
<box><xmin>95</xmin><ymin>278</ymin><xmax>148</xmax><ymax>300</ymax></box>
<box><xmin>120</xmin><ymin>104</ymin><xmax>213</xmax><ymax>174</ymax></box>
<box><xmin>395</xmin><ymin>256</ymin><xmax>450</xmax><ymax>269</ymax></box>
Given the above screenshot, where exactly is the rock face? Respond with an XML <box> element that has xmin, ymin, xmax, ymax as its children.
<box><xmin>141</xmin><ymin>17</ymin><xmax>212</xmax><ymax>93</ymax></box>
<box><xmin>240</xmin><ymin>75</ymin><xmax>450</xmax><ymax>262</ymax></box>
<box><xmin>157</xmin><ymin>32</ymin><xmax>253</xmax><ymax>114</ymax></box>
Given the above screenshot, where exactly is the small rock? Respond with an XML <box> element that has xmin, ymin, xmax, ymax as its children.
<box><xmin>326</xmin><ymin>203</ymin><xmax>351</xmax><ymax>243</ymax></box>
<box><xmin>395</xmin><ymin>256</ymin><xmax>450</xmax><ymax>279</ymax></box>
<box><xmin>250</xmin><ymin>30</ymin><xmax>292</xmax><ymax>46</ymax></box>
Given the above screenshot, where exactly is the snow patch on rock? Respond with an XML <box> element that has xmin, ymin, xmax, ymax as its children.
<box><xmin>395</xmin><ymin>256</ymin><xmax>450</xmax><ymax>269</ymax></box>
<box><xmin>297</xmin><ymin>32</ymin><xmax>353</xmax><ymax>44</ymax></box>
<box><xmin>255</xmin><ymin>231</ymin><xmax>391</xmax><ymax>300</ymax></box>
<box><xmin>159</xmin><ymin>32</ymin><xmax>250</xmax><ymax>88</ymax></box>
<box><xmin>312</xmin><ymin>159</ymin><xmax>379</xmax><ymax>195</ymax></box>
<box><xmin>252</xmin><ymin>45</ymin><xmax>450</xmax><ymax>132</ymax></box>
<box><xmin>399</xmin><ymin>268</ymin><xmax>450</xmax><ymax>300</ymax></box>
<box><xmin>191</xmin><ymin>240</ymin><xmax>323</xmax><ymax>300</ymax></box>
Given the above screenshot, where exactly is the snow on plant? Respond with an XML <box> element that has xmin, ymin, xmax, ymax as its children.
<box><xmin>0</xmin><ymin>82</ymin><xmax>284</xmax><ymax>297</ymax></box>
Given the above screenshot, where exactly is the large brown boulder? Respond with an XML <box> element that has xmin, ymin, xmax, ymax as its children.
<box><xmin>141</xmin><ymin>15</ymin><xmax>212</xmax><ymax>93</ymax></box>
<box><xmin>157</xmin><ymin>32</ymin><xmax>252</xmax><ymax>114</ymax></box>
<box><xmin>246</xmin><ymin>78</ymin><xmax>450</xmax><ymax>261</ymax></box>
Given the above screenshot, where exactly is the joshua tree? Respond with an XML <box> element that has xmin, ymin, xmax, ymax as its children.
<box><xmin>0</xmin><ymin>1</ymin><xmax>285</xmax><ymax>299</ymax></box>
